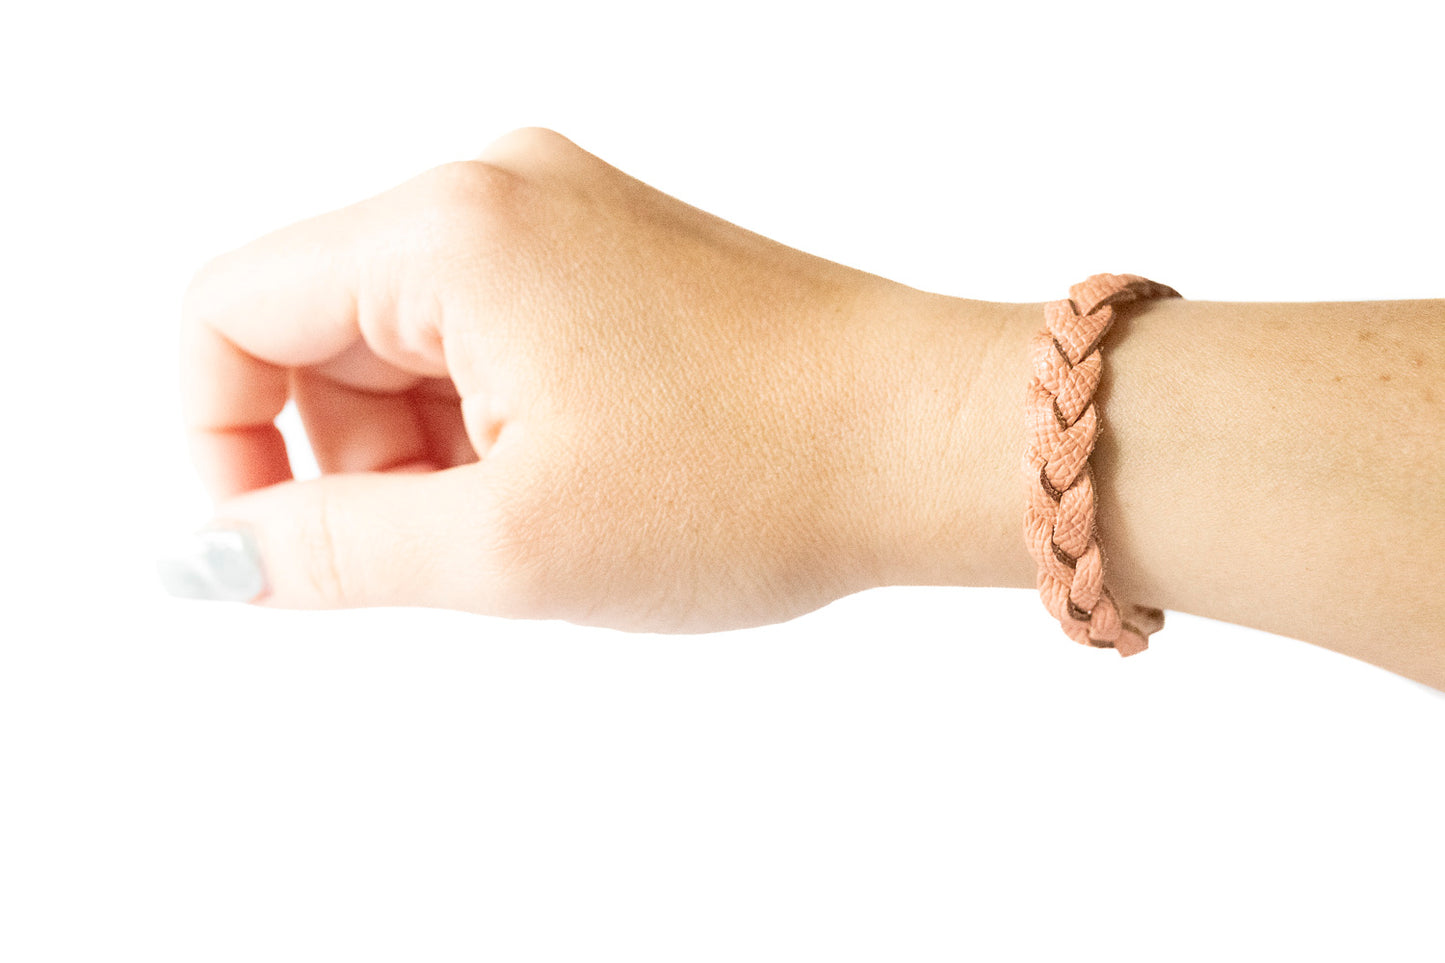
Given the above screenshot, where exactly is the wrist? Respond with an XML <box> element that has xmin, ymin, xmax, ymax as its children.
<box><xmin>840</xmin><ymin>285</ymin><xmax>1041</xmax><ymax>594</ymax></box>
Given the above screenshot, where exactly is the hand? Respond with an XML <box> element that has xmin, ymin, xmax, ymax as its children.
<box><xmin>174</xmin><ymin>127</ymin><xmax>960</xmax><ymax>632</ymax></box>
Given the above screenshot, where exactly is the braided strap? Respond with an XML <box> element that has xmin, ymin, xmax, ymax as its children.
<box><xmin>1024</xmin><ymin>273</ymin><xmax>1182</xmax><ymax>657</ymax></box>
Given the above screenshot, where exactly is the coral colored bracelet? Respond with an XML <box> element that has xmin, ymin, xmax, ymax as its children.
<box><xmin>1023</xmin><ymin>273</ymin><xmax>1182</xmax><ymax>657</ymax></box>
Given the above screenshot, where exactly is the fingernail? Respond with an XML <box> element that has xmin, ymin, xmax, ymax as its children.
<box><xmin>156</xmin><ymin>523</ymin><xmax>267</xmax><ymax>602</ymax></box>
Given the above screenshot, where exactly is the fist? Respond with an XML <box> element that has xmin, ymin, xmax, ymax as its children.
<box><xmin>171</xmin><ymin>128</ymin><xmax>911</xmax><ymax>632</ymax></box>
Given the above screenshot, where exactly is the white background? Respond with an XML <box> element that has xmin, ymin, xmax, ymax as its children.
<box><xmin>2</xmin><ymin>1</ymin><xmax>1442</xmax><ymax>960</ymax></box>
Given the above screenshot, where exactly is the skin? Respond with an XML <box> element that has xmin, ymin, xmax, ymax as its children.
<box><xmin>181</xmin><ymin>127</ymin><xmax>1445</xmax><ymax>689</ymax></box>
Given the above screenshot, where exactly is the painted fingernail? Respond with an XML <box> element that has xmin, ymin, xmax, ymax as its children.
<box><xmin>156</xmin><ymin>524</ymin><xmax>267</xmax><ymax>602</ymax></box>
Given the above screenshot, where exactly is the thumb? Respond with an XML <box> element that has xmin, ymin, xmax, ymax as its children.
<box><xmin>158</xmin><ymin>463</ymin><xmax>518</xmax><ymax>613</ymax></box>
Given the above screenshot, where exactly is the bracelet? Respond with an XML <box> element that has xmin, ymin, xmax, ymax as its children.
<box><xmin>1023</xmin><ymin>273</ymin><xmax>1182</xmax><ymax>657</ymax></box>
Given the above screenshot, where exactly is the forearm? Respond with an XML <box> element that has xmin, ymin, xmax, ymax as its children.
<box><xmin>851</xmin><ymin>287</ymin><xmax>1445</xmax><ymax>687</ymax></box>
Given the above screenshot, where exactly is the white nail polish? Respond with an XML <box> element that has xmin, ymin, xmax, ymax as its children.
<box><xmin>156</xmin><ymin>524</ymin><xmax>267</xmax><ymax>602</ymax></box>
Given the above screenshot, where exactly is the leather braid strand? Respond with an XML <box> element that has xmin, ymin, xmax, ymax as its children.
<box><xmin>1024</xmin><ymin>273</ymin><xmax>1182</xmax><ymax>657</ymax></box>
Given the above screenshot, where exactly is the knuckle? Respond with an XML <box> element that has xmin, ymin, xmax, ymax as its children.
<box><xmin>407</xmin><ymin>159</ymin><xmax>533</xmax><ymax>250</ymax></box>
<box><xmin>414</xmin><ymin>159</ymin><xmax>525</xmax><ymax>216</ymax></box>
<box><xmin>478</xmin><ymin>126</ymin><xmax>580</xmax><ymax>170</ymax></box>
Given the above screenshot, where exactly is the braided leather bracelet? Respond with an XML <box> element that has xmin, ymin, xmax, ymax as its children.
<box><xmin>1023</xmin><ymin>273</ymin><xmax>1182</xmax><ymax>657</ymax></box>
